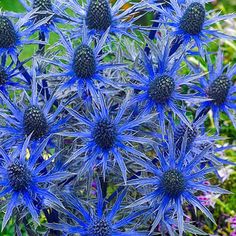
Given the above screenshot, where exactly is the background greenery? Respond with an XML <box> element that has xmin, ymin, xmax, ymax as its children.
<box><xmin>0</xmin><ymin>0</ymin><xmax>236</xmax><ymax>235</ymax></box>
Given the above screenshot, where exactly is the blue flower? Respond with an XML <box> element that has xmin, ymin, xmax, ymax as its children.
<box><xmin>43</xmin><ymin>26</ymin><xmax>125</xmax><ymax>98</ymax></box>
<box><xmin>0</xmin><ymin>73</ymin><xmax>67</xmax><ymax>149</ymax></box>
<box><xmin>0</xmin><ymin>135</ymin><xmax>70</xmax><ymax>230</ymax></box>
<box><xmin>62</xmin><ymin>96</ymin><xmax>154</xmax><ymax>182</ymax></box>
<box><xmin>171</xmin><ymin>114</ymin><xmax>235</xmax><ymax>173</ymax></box>
<box><xmin>61</xmin><ymin>0</ymin><xmax>140</xmax><ymax>39</ymax></box>
<box><xmin>127</xmin><ymin>127</ymin><xmax>230</xmax><ymax>235</ymax></box>
<box><xmin>0</xmin><ymin>12</ymin><xmax>49</xmax><ymax>61</ymax></box>
<box><xmin>194</xmin><ymin>50</ymin><xmax>236</xmax><ymax>132</ymax></box>
<box><xmin>153</xmin><ymin>0</ymin><xmax>236</xmax><ymax>55</ymax></box>
<box><xmin>46</xmin><ymin>180</ymin><xmax>147</xmax><ymax>235</ymax></box>
<box><xmin>17</xmin><ymin>0</ymin><xmax>69</xmax><ymax>38</ymax></box>
<box><xmin>127</xmin><ymin>40</ymin><xmax>204</xmax><ymax>133</ymax></box>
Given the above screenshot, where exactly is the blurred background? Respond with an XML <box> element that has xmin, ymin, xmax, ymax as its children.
<box><xmin>0</xmin><ymin>0</ymin><xmax>236</xmax><ymax>235</ymax></box>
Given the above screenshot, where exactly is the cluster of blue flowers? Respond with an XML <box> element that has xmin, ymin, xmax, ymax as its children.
<box><xmin>0</xmin><ymin>0</ymin><xmax>235</xmax><ymax>235</ymax></box>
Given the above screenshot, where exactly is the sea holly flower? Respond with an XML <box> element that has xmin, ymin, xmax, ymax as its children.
<box><xmin>127</xmin><ymin>127</ymin><xmax>230</xmax><ymax>235</ymax></box>
<box><xmin>151</xmin><ymin>0</ymin><xmax>236</xmax><ymax>55</ymax></box>
<box><xmin>0</xmin><ymin>136</ymin><xmax>71</xmax><ymax>230</ymax></box>
<box><xmin>0</xmin><ymin>11</ymin><xmax>50</xmax><ymax>61</ymax></box>
<box><xmin>46</xmin><ymin>180</ymin><xmax>147</xmax><ymax>235</ymax></box>
<box><xmin>194</xmin><ymin>50</ymin><xmax>236</xmax><ymax>132</ymax></box>
<box><xmin>43</xmin><ymin>26</ymin><xmax>125</xmax><ymax>98</ymax></box>
<box><xmin>60</xmin><ymin>0</ymin><xmax>140</xmax><ymax>39</ymax></box>
<box><xmin>0</xmin><ymin>73</ymin><xmax>67</xmax><ymax>149</ymax></box>
<box><xmin>158</xmin><ymin>113</ymin><xmax>236</xmax><ymax>171</ymax></box>
<box><xmin>127</xmin><ymin>40</ymin><xmax>205</xmax><ymax>133</ymax></box>
<box><xmin>17</xmin><ymin>0</ymin><xmax>69</xmax><ymax>39</ymax></box>
<box><xmin>62</xmin><ymin>96</ymin><xmax>154</xmax><ymax>182</ymax></box>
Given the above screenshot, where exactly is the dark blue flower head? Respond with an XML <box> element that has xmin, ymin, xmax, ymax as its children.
<box><xmin>193</xmin><ymin>50</ymin><xmax>236</xmax><ymax>132</ymax></box>
<box><xmin>0</xmin><ymin>16</ymin><xmax>18</xmax><ymax>50</ymax></box>
<box><xmin>18</xmin><ymin>0</ymin><xmax>67</xmax><ymax>38</ymax></box>
<box><xmin>179</xmin><ymin>2</ymin><xmax>205</xmax><ymax>35</ymax></box>
<box><xmin>148</xmin><ymin>75</ymin><xmax>175</xmax><ymax>104</ymax></box>
<box><xmin>86</xmin><ymin>0</ymin><xmax>112</xmax><ymax>31</ymax></box>
<box><xmin>7</xmin><ymin>159</ymin><xmax>32</xmax><ymax>191</ymax></box>
<box><xmin>167</xmin><ymin>113</ymin><xmax>235</xmax><ymax>171</ymax></box>
<box><xmin>0</xmin><ymin>70</ymin><xmax>67</xmax><ymax>149</ymax></box>
<box><xmin>0</xmin><ymin>136</ymin><xmax>70</xmax><ymax>230</ymax></box>
<box><xmin>46</xmin><ymin>180</ymin><xmax>147</xmax><ymax>235</ymax></box>
<box><xmin>0</xmin><ymin>12</ymin><xmax>49</xmax><ymax>60</ymax></box>
<box><xmin>32</xmin><ymin>0</ymin><xmax>53</xmax><ymax>22</ymax></box>
<box><xmin>152</xmin><ymin>0</ymin><xmax>236</xmax><ymax>56</ymax></box>
<box><xmin>88</xmin><ymin>217</ymin><xmax>112</xmax><ymax>236</ymax></box>
<box><xmin>127</xmin><ymin>39</ymin><xmax>205</xmax><ymax>133</ymax></box>
<box><xmin>174</xmin><ymin>122</ymin><xmax>198</xmax><ymax>152</ymax></box>
<box><xmin>93</xmin><ymin>118</ymin><xmax>118</xmax><ymax>150</ymax></box>
<box><xmin>72</xmin><ymin>44</ymin><xmax>96</xmax><ymax>79</ymax></box>
<box><xmin>127</xmin><ymin>126</ymin><xmax>230</xmax><ymax>235</ymax></box>
<box><xmin>206</xmin><ymin>75</ymin><xmax>232</xmax><ymax>106</ymax></box>
<box><xmin>44</xmin><ymin>25</ymin><xmax>125</xmax><ymax>99</ymax></box>
<box><xmin>23</xmin><ymin>105</ymin><xmax>48</xmax><ymax>139</ymax></box>
<box><xmin>60</xmin><ymin>0</ymin><xmax>140</xmax><ymax>39</ymax></box>
<box><xmin>63</xmin><ymin>95</ymin><xmax>154</xmax><ymax>182</ymax></box>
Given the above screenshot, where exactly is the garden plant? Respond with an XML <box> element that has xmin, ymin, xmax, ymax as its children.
<box><xmin>0</xmin><ymin>0</ymin><xmax>236</xmax><ymax>235</ymax></box>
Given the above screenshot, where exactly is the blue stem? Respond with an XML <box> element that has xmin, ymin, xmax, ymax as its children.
<box><xmin>1</xmin><ymin>53</ymin><xmax>6</xmax><ymax>67</ymax></box>
<box><xmin>39</xmin><ymin>31</ymin><xmax>51</xmax><ymax>101</ymax></box>
<box><xmin>144</xmin><ymin>12</ymin><xmax>161</xmax><ymax>55</ymax></box>
<box><xmin>16</xmin><ymin>59</ymin><xmax>32</xmax><ymax>84</ymax></box>
<box><xmin>169</xmin><ymin>37</ymin><xmax>184</xmax><ymax>56</ymax></box>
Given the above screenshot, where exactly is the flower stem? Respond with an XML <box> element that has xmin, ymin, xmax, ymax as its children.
<box><xmin>169</xmin><ymin>37</ymin><xmax>184</xmax><ymax>56</ymax></box>
<box><xmin>144</xmin><ymin>12</ymin><xmax>161</xmax><ymax>55</ymax></box>
<box><xmin>38</xmin><ymin>31</ymin><xmax>51</xmax><ymax>101</ymax></box>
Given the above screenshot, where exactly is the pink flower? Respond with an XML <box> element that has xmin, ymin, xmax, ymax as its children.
<box><xmin>230</xmin><ymin>231</ymin><xmax>236</xmax><ymax>236</ymax></box>
<box><xmin>197</xmin><ymin>193</ymin><xmax>220</xmax><ymax>207</ymax></box>
<box><xmin>229</xmin><ymin>216</ymin><xmax>236</xmax><ymax>229</ymax></box>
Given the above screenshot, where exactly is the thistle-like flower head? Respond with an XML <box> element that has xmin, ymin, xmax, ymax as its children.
<box><xmin>60</xmin><ymin>0</ymin><xmax>140</xmax><ymax>39</ymax></box>
<box><xmin>63</xmin><ymin>95</ymin><xmax>153</xmax><ymax>182</ymax></box>
<box><xmin>17</xmin><ymin>0</ymin><xmax>66</xmax><ymax>36</ymax></box>
<box><xmin>45</xmin><ymin>26</ymin><xmax>124</xmax><ymax>98</ymax></box>
<box><xmin>72</xmin><ymin>44</ymin><xmax>96</xmax><ymax>79</ymax></box>
<box><xmin>127</xmin><ymin>38</ymin><xmax>204</xmax><ymax>133</ymax></box>
<box><xmin>127</xmin><ymin>126</ymin><xmax>230</xmax><ymax>235</ymax></box>
<box><xmin>86</xmin><ymin>0</ymin><xmax>112</xmax><ymax>31</ymax></box>
<box><xmin>0</xmin><ymin>72</ymin><xmax>67</xmax><ymax>148</ymax></box>
<box><xmin>0</xmin><ymin>136</ymin><xmax>70</xmax><ymax>230</ymax></box>
<box><xmin>23</xmin><ymin>105</ymin><xmax>48</xmax><ymax>140</ymax></box>
<box><xmin>46</xmin><ymin>180</ymin><xmax>146</xmax><ymax>235</ymax></box>
<box><xmin>194</xmin><ymin>50</ymin><xmax>236</xmax><ymax>132</ymax></box>
<box><xmin>0</xmin><ymin>13</ymin><xmax>49</xmax><ymax>59</ymax></box>
<box><xmin>179</xmin><ymin>2</ymin><xmax>205</xmax><ymax>35</ymax></box>
<box><xmin>0</xmin><ymin>16</ymin><xmax>18</xmax><ymax>50</ymax></box>
<box><xmin>151</xmin><ymin>0</ymin><xmax>236</xmax><ymax>55</ymax></box>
